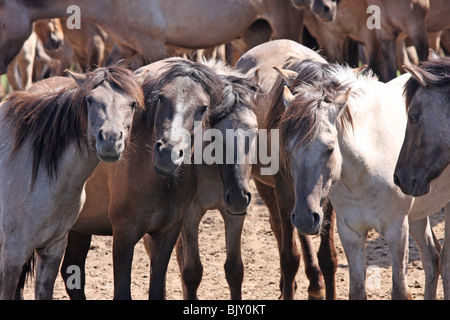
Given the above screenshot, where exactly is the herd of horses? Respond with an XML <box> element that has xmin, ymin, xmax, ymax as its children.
<box><xmin>0</xmin><ymin>1</ymin><xmax>449</xmax><ymax>300</ymax></box>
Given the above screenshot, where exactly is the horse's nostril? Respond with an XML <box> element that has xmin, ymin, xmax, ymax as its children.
<box><xmin>246</xmin><ymin>192</ymin><xmax>252</xmax><ymax>205</ymax></box>
<box><xmin>312</xmin><ymin>212</ymin><xmax>321</xmax><ymax>227</ymax></box>
<box><xmin>179</xmin><ymin>149</ymin><xmax>184</xmax><ymax>158</ymax></box>
<box><xmin>119</xmin><ymin>131</ymin><xmax>123</xmax><ymax>140</ymax></box>
<box><xmin>323</xmin><ymin>5</ymin><xmax>330</xmax><ymax>13</ymax></box>
<box><xmin>98</xmin><ymin>129</ymin><xmax>104</xmax><ymax>141</ymax></box>
<box><xmin>393</xmin><ymin>174</ymin><xmax>400</xmax><ymax>186</ymax></box>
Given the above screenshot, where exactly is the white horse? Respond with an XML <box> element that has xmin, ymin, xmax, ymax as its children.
<box><xmin>0</xmin><ymin>67</ymin><xmax>144</xmax><ymax>299</ymax></box>
<box><xmin>279</xmin><ymin>62</ymin><xmax>448</xmax><ymax>299</ymax></box>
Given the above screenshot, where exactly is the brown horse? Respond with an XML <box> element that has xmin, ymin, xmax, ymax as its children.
<box><xmin>304</xmin><ymin>0</ymin><xmax>430</xmax><ymax>81</ymax></box>
<box><xmin>237</xmin><ymin>40</ymin><xmax>338</xmax><ymax>300</ymax></box>
<box><xmin>0</xmin><ymin>66</ymin><xmax>144</xmax><ymax>300</ymax></box>
<box><xmin>60</xmin><ymin>58</ymin><xmax>252</xmax><ymax>300</ymax></box>
<box><xmin>0</xmin><ymin>0</ymin><xmax>313</xmax><ymax>73</ymax></box>
<box><xmin>60</xmin><ymin>18</ymin><xmax>114</xmax><ymax>71</ymax></box>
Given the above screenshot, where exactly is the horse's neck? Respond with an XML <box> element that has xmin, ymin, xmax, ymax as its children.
<box><xmin>336</xmin><ymin>81</ymin><xmax>407</xmax><ymax>189</ymax></box>
<box><xmin>47</xmin><ymin>142</ymin><xmax>100</xmax><ymax>195</ymax></box>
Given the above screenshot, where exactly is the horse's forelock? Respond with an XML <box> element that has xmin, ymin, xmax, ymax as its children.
<box><xmin>404</xmin><ymin>57</ymin><xmax>450</xmax><ymax>110</ymax></box>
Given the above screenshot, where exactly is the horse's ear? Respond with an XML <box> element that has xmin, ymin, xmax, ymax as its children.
<box><xmin>403</xmin><ymin>64</ymin><xmax>427</xmax><ymax>86</ymax></box>
<box><xmin>249</xmin><ymin>68</ymin><xmax>260</xmax><ymax>84</ymax></box>
<box><xmin>133</xmin><ymin>69</ymin><xmax>150</xmax><ymax>85</ymax></box>
<box><xmin>65</xmin><ymin>69</ymin><xmax>86</xmax><ymax>87</ymax></box>
<box><xmin>273</xmin><ymin>66</ymin><xmax>298</xmax><ymax>88</ymax></box>
<box><xmin>282</xmin><ymin>86</ymin><xmax>295</xmax><ymax>109</ymax></box>
<box><xmin>352</xmin><ymin>64</ymin><xmax>368</xmax><ymax>74</ymax></box>
<box><xmin>428</xmin><ymin>49</ymin><xmax>440</xmax><ymax>61</ymax></box>
<box><xmin>334</xmin><ymin>88</ymin><xmax>351</xmax><ymax>119</ymax></box>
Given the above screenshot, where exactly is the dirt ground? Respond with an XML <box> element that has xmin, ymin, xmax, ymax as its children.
<box><xmin>23</xmin><ymin>179</ymin><xmax>445</xmax><ymax>300</ymax></box>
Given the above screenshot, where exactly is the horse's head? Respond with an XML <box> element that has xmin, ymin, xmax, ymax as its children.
<box><xmin>312</xmin><ymin>0</ymin><xmax>338</xmax><ymax>21</ymax></box>
<box><xmin>280</xmin><ymin>83</ymin><xmax>349</xmax><ymax>234</ymax></box>
<box><xmin>34</xmin><ymin>18</ymin><xmax>64</xmax><ymax>50</ymax></box>
<box><xmin>68</xmin><ymin>66</ymin><xmax>144</xmax><ymax>162</ymax></box>
<box><xmin>394</xmin><ymin>53</ymin><xmax>450</xmax><ymax>196</ymax></box>
<box><xmin>152</xmin><ymin>61</ymin><xmax>222</xmax><ymax>177</ymax></box>
<box><xmin>208</xmin><ymin>74</ymin><xmax>260</xmax><ymax>215</ymax></box>
<box><xmin>0</xmin><ymin>1</ymin><xmax>34</xmax><ymax>74</ymax></box>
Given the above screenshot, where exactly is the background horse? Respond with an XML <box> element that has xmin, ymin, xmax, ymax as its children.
<box><xmin>0</xmin><ymin>66</ymin><xmax>144</xmax><ymax>299</ymax></box>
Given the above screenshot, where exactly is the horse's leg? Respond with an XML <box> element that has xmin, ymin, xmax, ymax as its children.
<box><xmin>273</xmin><ymin>174</ymin><xmax>300</xmax><ymax>300</ymax></box>
<box><xmin>441</xmin><ymin>202</ymin><xmax>450</xmax><ymax>300</ymax></box>
<box><xmin>220</xmin><ymin>209</ymin><xmax>245</xmax><ymax>300</ymax></box>
<box><xmin>409</xmin><ymin>217</ymin><xmax>440</xmax><ymax>300</ymax></box>
<box><xmin>148</xmin><ymin>222</ymin><xmax>183</xmax><ymax>300</ymax></box>
<box><xmin>318</xmin><ymin>198</ymin><xmax>337</xmax><ymax>300</ymax></box>
<box><xmin>174</xmin><ymin>206</ymin><xmax>204</xmax><ymax>300</ymax></box>
<box><xmin>384</xmin><ymin>216</ymin><xmax>412</xmax><ymax>300</ymax></box>
<box><xmin>337</xmin><ymin>219</ymin><xmax>368</xmax><ymax>300</ymax></box>
<box><xmin>60</xmin><ymin>230</ymin><xmax>92</xmax><ymax>300</ymax></box>
<box><xmin>0</xmin><ymin>242</ymin><xmax>33</xmax><ymax>300</ymax></box>
<box><xmin>375</xmin><ymin>30</ymin><xmax>399</xmax><ymax>81</ymax></box>
<box><xmin>254</xmin><ymin>179</ymin><xmax>298</xmax><ymax>299</ymax></box>
<box><xmin>34</xmin><ymin>238</ymin><xmax>68</xmax><ymax>300</ymax></box>
<box><xmin>111</xmin><ymin>223</ymin><xmax>139</xmax><ymax>300</ymax></box>
<box><xmin>297</xmin><ymin>234</ymin><xmax>325</xmax><ymax>300</ymax></box>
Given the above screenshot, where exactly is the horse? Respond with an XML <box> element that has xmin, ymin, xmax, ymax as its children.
<box><xmin>60</xmin><ymin>18</ymin><xmax>114</xmax><ymax>72</ymax></box>
<box><xmin>0</xmin><ymin>66</ymin><xmax>144</xmax><ymax>300</ymax></box>
<box><xmin>7</xmin><ymin>19</ymin><xmax>64</xmax><ymax>91</ymax></box>
<box><xmin>0</xmin><ymin>0</ymin><xmax>314</xmax><ymax>73</ymax></box>
<box><xmin>394</xmin><ymin>52</ymin><xmax>450</xmax><ymax>298</ymax></box>
<box><xmin>278</xmin><ymin>59</ymin><xmax>448</xmax><ymax>299</ymax></box>
<box><xmin>395</xmin><ymin>52</ymin><xmax>450</xmax><ymax>197</ymax></box>
<box><xmin>304</xmin><ymin>0</ymin><xmax>430</xmax><ymax>82</ymax></box>
<box><xmin>60</xmin><ymin>58</ymin><xmax>253</xmax><ymax>300</ymax></box>
<box><xmin>236</xmin><ymin>40</ymin><xmax>338</xmax><ymax>300</ymax></box>
<box><xmin>168</xmin><ymin>60</ymin><xmax>260</xmax><ymax>300</ymax></box>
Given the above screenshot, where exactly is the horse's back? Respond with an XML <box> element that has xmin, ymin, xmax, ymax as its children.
<box><xmin>237</xmin><ymin>39</ymin><xmax>326</xmax><ymax>92</ymax></box>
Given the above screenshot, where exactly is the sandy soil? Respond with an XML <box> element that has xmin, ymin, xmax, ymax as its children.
<box><xmin>23</xmin><ymin>179</ymin><xmax>445</xmax><ymax>300</ymax></box>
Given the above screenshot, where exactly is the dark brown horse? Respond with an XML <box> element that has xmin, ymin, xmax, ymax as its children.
<box><xmin>237</xmin><ymin>40</ymin><xmax>338</xmax><ymax>300</ymax></box>
<box><xmin>61</xmin><ymin>59</ymin><xmax>261</xmax><ymax>300</ymax></box>
<box><xmin>395</xmin><ymin>52</ymin><xmax>450</xmax><ymax>197</ymax></box>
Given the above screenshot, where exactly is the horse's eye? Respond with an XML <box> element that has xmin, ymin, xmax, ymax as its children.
<box><xmin>130</xmin><ymin>102</ymin><xmax>137</xmax><ymax>110</ymax></box>
<box><xmin>200</xmin><ymin>105</ymin><xmax>208</xmax><ymax>114</ymax></box>
<box><xmin>86</xmin><ymin>96</ymin><xmax>93</xmax><ymax>105</ymax></box>
<box><xmin>408</xmin><ymin>113</ymin><xmax>420</xmax><ymax>124</ymax></box>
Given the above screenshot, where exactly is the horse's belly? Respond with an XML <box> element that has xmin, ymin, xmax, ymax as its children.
<box><xmin>71</xmin><ymin>210</ymin><xmax>112</xmax><ymax>236</ymax></box>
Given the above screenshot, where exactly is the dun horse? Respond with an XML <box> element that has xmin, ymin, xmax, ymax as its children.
<box><xmin>0</xmin><ymin>66</ymin><xmax>144</xmax><ymax>300</ymax></box>
<box><xmin>278</xmin><ymin>59</ymin><xmax>448</xmax><ymax>299</ymax></box>
<box><xmin>237</xmin><ymin>40</ymin><xmax>338</xmax><ymax>300</ymax></box>
<box><xmin>171</xmin><ymin>60</ymin><xmax>260</xmax><ymax>299</ymax></box>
